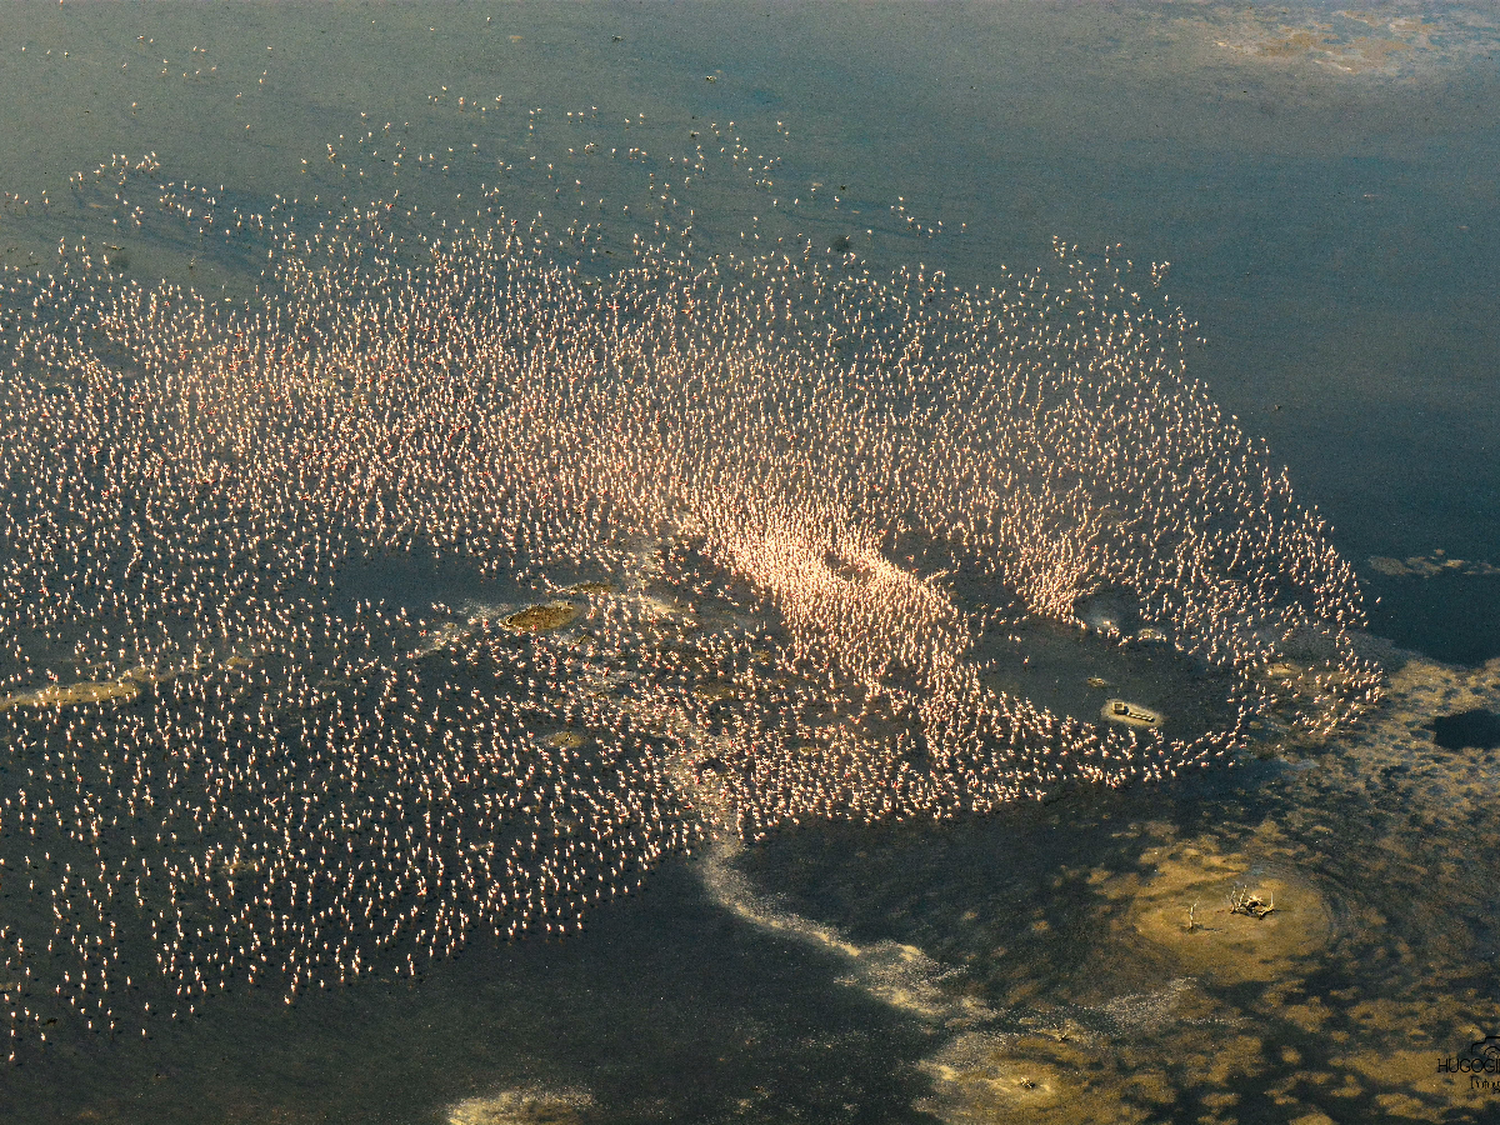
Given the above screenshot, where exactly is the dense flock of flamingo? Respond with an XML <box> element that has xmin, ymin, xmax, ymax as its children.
<box><xmin>0</xmin><ymin>155</ymin><xmax>1380</xmax><ymax>1053</ymax></box>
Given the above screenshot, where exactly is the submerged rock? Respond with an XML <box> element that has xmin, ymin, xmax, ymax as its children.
<box><xmin>503</xmin><ymin>603</ymin><xmax>580</xmax><ymax>633</ymax></box>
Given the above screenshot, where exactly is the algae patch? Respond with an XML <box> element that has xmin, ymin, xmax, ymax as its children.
<box><xmin>0</xmin><ymin>678</ymin><xmax>142</xmax><ymax>710</ymax></box>
<box><xmin>503</xmin><ymin>602</ymin><xmax>580</xmax><ymax>633</ymax></box>
<box><xmin>446</xmin><ymin>1086</ymin><xmax>593</xmax><ymax>1125</ymax></box>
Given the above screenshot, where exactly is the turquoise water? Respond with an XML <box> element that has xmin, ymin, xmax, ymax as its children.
<box><xmin>2</xmin><ymin>4</ymin><xmax>1498</xmax><ymax>1122</ymax></box>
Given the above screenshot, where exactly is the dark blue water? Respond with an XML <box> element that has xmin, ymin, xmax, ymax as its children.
<box><xmin>2</xmin><ymin>4</ymin><xmax>1498</xmax><ymax>1122</ymax></box>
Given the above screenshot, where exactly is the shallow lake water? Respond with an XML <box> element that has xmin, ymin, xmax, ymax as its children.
<box><xmin>1</xmin><ymin>4</ymin><xmax>1498</xmax><ymax>1123</ymax></box>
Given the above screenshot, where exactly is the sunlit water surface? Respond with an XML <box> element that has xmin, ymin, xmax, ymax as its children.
<box><xmin>1</xmin><ymin>4</ymin><xmax>1498</xmax><ymax>1123</ymax></box>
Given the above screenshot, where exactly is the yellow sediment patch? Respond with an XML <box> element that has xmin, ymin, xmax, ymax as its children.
<box><xmin>918</xmin><ymin>1030</ymin><xmax>1157</xmax><ymax>1125</ymax></box>
<box><xmin>502</xmin><ymin>602</ymin><xmax>579</xmax><ymax>633</ymax></box>
<box><xmin>692</xmin><ymin>681</ymin><xmax>737</xmax><ymax>701</ymax></box>
<box><xmin>1369</xmin><ymin>553</ymin><xmax>1499</xmax><ymax>578</ymax></box>
<box><xmin>1106</xmin><ymin>841</ymin><xmax>1334</xmax><ymax>984</ymax></box>
<box><xmin>0</xmin><ymin>678</ymin><xmax>141</xmax><ymax>710</ymax></box>
<box><xmin>445</xmin><ymin>1087</ymin><xmax>593</xmax><ymax>1125</ymax></box>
